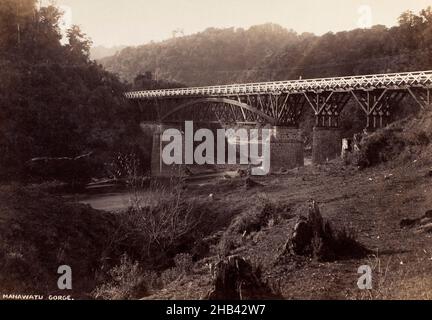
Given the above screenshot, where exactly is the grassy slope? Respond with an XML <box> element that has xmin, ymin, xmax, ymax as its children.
<box><xmin>1</xmin><ymin>111</ymin><xmax>432</xmax><ymax>300</ymax></box>
<box><xmin>147</xmin><ymin>159</ymin><xmax>432</xmax><ymax>299</ymax></box>
<box><xmin>146</xmin><ymin>110</ymin><xmax>432</xmax><ymax>300</ymax></box>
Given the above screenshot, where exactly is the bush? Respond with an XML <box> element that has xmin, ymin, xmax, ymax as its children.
<box><xmin>158</xmin><ymin>253</ymin><xmax>194</xmax><ymax>287</ymax></box>
<box><xmin>111</xmin><ymin>184</ymin><xmax>207</xmax><ymax>268</ymax></box>
<box><xmin>0</xmin><ymin>185</ymin><xmax>121</xmax><ymax>297</ymax></box>
<box><xmin>357</xmin><ymin>112</ymin><xmax>432</xmax><ymax>168</ymax></box>
<box><xmin>174</xmin><ymin>253</ymin><xmax>194</xmax><ymax>276</ymax></box>
<box><xmin>357</xmin><ymin>130</ymin><xmax>406</xmax><ymax>168</ymax></box>
<box><xmin>218</xmin><ymin>196</ymin><xmax>291</xmax><ymax>256</ymax></box>
<box><xmin>93</xmin><ymin>254</ymin><xmax>152</xmax><ymax>300</ymax></box>
<box><xmin>226</xmin><ymin>196</ymin><xmax>285</xmax><ymax>235</ymax></box>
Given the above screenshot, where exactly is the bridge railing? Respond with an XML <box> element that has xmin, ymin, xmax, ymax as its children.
<box><xmin>125</xmin><ymin>70</ymin><xmax>432</xmax><ymax>99</ymax></box>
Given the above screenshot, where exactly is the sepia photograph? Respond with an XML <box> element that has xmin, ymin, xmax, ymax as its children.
<box><xmin>1</xmin><ymin>0</ymin><xmax>432</xmax><ymax>310</ymax></box>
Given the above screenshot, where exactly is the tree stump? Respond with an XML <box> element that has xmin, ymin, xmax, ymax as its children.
<box><xmin>284</xmin><ymin>201</ymin><xmax>369</xmax><ymax>261</ymax></box>
<box><xmin>206</xmin><ymin>256</ymin><xmax>279</xmax><ymax>300</ymax></box>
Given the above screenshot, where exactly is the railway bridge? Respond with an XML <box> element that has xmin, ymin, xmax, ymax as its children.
<box><xmin>125</xmin><ymin>70</ymin><xmax>432</xmax><ymax>175</ymax></box>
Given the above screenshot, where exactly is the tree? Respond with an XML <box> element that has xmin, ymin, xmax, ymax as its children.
<box><xmin>0</xmin><ymin>0</ymin><xmax>35</xmax><ymax>51</ymax></box>
<box><xmin>66</xmin><ymin>25</ymin><xmax>92</xmax><ymax>61</ymax></box>
<box><xmin>0</xmin><ymin>2</ymin><xmax>144</xmax><ymax>181</ymax></box>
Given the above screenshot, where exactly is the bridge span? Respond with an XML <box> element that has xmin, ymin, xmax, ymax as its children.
<box><xmin>125</xmin><ymin>70</ymin><xmax>432</xmax><ymax>175</ymax></box>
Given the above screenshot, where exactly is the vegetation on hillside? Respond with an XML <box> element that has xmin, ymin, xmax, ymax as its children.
<box><xmin>101</xmin><ymin>8</ymin><xmax>432</xmax><ymax>86</ymax></box>
<box><xmin>358</xmin><ymin>110</ymin><xmax>432</xmax><ymax>168</ymax></box>
<box><xmin>0</xmin><ymin>0</ymin><xmax>147</xmax><ymax>182</ymax></box>
<box><xmin>2</xmin><ymin>2</ymin><xmax>431</xmax><ymax>182</ymax></box>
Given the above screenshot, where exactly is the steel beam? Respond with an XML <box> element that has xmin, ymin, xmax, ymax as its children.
<box><xmin>125</xmin><ymin>70</ymin><xmax>432</xmax><ymax>99</ymax></box>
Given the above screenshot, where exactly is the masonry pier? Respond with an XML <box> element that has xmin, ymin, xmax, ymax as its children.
<box><xmin>270</xmin><ymin>126</ymin><xmax>304</xmax><ymax>172</ymax></box>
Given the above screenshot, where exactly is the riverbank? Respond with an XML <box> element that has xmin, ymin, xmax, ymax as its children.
<box><xmin>2</xmin><ymin>153</ymin><xmax>432</xmax><ymax>299</ymax></box>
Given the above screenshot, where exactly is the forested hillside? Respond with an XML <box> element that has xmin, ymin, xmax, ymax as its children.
<box><xmin>0</xmin><ymin>0</ymin><xmax>144</xmax><ymax>181</ymax></box>
<box><xmin>101</xmin><ymin>7</ymin><xmax>432</xmax><ymax>86</ymax></box>
<box><xmin>2</xmin><ymin>2</ymin><xmax>432</xmax><ymax>181</ymax></box>
<box><xmin>90</xmin><ymin>45</ymin><xmax>127</xmax><ymax>60</ymax></box>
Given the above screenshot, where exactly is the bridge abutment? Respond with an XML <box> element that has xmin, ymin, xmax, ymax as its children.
<box><xmin>144</xmin><ymin>123</ymin><xmax>185</xmax><ymax>177</ymax></box>
<box><xmin>270</xmin><ymin>126</ymin><xmax>304</xmax><ymax>172</ymax></box>
<box><xmin>312</xmin><ymin>127</ymin><xmax>342</xmax><ymax>164</ymax></box>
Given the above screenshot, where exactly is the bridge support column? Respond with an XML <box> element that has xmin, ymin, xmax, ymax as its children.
<box><xmin>312</xmin><ymin>127</ymin><xmax>342</xmax><ymax>164</ymax></box>
<box><xmin>147</xmin><ymin>124</ymin><xmax>185</xmax><ymax>177</ymax></box>
<box><xmin>151</xmin><ymin>127</ymin><xmax>163</xmax><ymax>176</ymax></box>
<box><xmin>270</xmin><ymin>126</ymin><xmax>304</xmax><ymax>173</ymax></box>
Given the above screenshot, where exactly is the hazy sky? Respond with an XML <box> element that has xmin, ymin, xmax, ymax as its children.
<box><xmin>50</xmin><ymin>0</ymin><xmax>432</xmax><ymax>47</ymax></box>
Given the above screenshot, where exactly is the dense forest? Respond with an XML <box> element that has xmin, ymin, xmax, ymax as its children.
<box><xmin>101</xmin><ymin>7</ymin><xmax>432</xmax><ymax>86</ymax></box>
<box><xmin>0</xmin><ymin>0</ymin><xmax>145</xmax><ymax>181</ymax></box>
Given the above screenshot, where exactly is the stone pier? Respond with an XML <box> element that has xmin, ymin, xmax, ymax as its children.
<box><xmin>143</xmin><ymin>123</ymin><xmax>305</xmax><ymax>176</ymax></box>
<box><xmin>140</xmin><ymin>123</ymin><xmax>185</xmax><ymax>177</ymax></box>
<box><xmin>312</xmin><ymin>127</ymin><xmax>342</xmax><ymax>164</ymax></box>
<box><xmin>270</xmin><ymin>126</ymin><xmax>304</xmax><ymax>173</ymax></box>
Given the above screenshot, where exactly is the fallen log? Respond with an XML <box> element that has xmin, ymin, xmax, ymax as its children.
<box><xmin>26</xmin><ymin>152</ymin><xmax>94</xmax><ymax>185</ymax></box>
<box><xmin>29</xmin><ymin>152</ymin><xmax>93</xmax><ymax>163</ymax></box>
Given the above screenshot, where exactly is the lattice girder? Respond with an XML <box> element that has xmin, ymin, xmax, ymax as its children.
<box><xmin>128</xmin><ymin>70</ymin><xmax>432</xmax><ymax>129</ymax></box>
<box><xmin>126</xmin><ymin>70</ymin><xmax>432</xmax><ymax>99</ymax></box>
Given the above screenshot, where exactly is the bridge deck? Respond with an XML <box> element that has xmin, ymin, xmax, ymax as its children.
<box><xmin>125</xmin><ymin>70</ymin><xmax>432</xmax><ymax>99</ymax></box>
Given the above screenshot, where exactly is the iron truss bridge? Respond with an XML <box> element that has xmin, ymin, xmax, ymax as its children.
<box><xmin>125</xmin><ymin>70</ymin><xmax>432</xmax><ymax>129</ymax></box>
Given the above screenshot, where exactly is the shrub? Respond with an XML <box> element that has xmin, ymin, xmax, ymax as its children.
<box><xmin>93</xmin><ymin>254</ymin><xmax>151</xmax><ymax>300</ymax></box>
<box><xmin>357</xmin><ymin>131</ymin><xmax>406</xmax><ymax>168</ymax></box>
<box><xmin>110</xmin><ymin>184</ymin><xmax>206</xmax><ymax>268</ymax></box>
<box><xmin>0</xmin><ymin>185</ymin><xmax>120</xmax><ymax>297</ymax></box>
<box><xmin>218</xmin><ymin>196</ymin><xmax>291</xmax><ymax>256</ymax></box>
<box><xmin>160</xmin><ymin>267</ymin><xmax>182</xmax><ymax>286</ymax></box>
<box><xmin>159</xmin><ymin>253</ymin><xmax>194</xmax><ymax>286</ymax></box>
<box><xmin>357</xmin><ymin>112</ymin><xmax>432</xmax><ymax>168</ymax></box>
<box><xmin>174</xmin><ymin>253</ymin><xmax>194</xmax><ymax>276</ymax></box>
